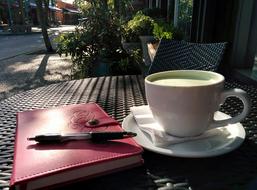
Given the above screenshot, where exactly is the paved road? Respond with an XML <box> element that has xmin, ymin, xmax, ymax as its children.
<box><xmin>0</xmin><ymin>25</ymin><xmax>76</xmax><ymax>61</ymax></box>
<box><xmin>0</xmin><ymin>34</ymin><xmax>44</xmax><ymax>60</ymax></box>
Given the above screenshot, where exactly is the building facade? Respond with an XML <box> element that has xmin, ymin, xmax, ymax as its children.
<box><xmin>0</xmin><ymin>0</ymin><xmax>24</xmax><ymax>25</ymax></box>
<box><xmin>56</xmin><ymin>0</ymin><xmax>79</xmax><ymax>25</ymax></box>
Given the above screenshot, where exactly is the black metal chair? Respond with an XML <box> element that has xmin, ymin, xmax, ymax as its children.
<box><xmin>147</xmin><ymin>40</ymin><xmax>227</xmax><ymax>75</ymax></box>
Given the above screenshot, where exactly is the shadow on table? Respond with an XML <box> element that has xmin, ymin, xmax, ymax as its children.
<box><xmin>52</xmin><ymin>139</ymin><xmax>257</xmax><ymax>190</ymax></box>
<box><xmin>142</xmin><ymin>139</ymin><xmax>257</xmax><ymax>190</ymax></box>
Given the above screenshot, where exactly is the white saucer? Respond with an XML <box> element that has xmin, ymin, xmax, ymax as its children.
<box><xmin>122</xmin><ymin>111</ymin><xmax>246</xmax><ymax>158</ymax></box>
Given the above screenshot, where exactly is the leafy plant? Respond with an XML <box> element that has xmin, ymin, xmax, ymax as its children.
<box><xmin>55</xmin><ymin>29</ymin><xmax>98</xmax><ymax>78</ymax></box>
<box><xmin>56</xmin><ymin>0</ymin><xmax>128</xmax><ymax>78</ymax></box>
<box><xmin>122</xmin><ymin>11</ymin><xmax>155</xmax><ymax>42</ymax></box>
<box><xmin>122</xmin><ymin>11</ymin><xmax>184</xmax><ymax>42</ymax></box>
<box><xmin>110</xmin><ymin>49</ymin><xmax>142</xmax><ymax>75</ymax></box>
<box><xmin>153</xmin><ymin>22</ymin><xmax>173</xmax><ymax>40</ymax></box>
<box><xmin>153</xmin><ymin>21</ymin><xmax>184</xmax><ymax>40</ymax></box>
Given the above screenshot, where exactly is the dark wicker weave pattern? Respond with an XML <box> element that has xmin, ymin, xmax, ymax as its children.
<box><xmin>0</xmin><ymin>75</ymin><xmax>257</xmax><ymax>190</ymax></box>
<box><xmin>148</xmin><ymin>40</ymin><xmax>227</xmax><ymax>75</ymax></box>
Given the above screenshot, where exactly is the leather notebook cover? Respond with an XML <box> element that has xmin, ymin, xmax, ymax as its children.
<box><xmin>10</xmin><ymin>103</ymin><xmax>143</xmax><ymax>190</ymax></box>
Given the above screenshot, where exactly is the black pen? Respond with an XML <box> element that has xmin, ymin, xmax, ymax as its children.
<box><xmin>27</xmin><ymin>131</ymin><xmax>137</xmax><ymax>143</ymax></box>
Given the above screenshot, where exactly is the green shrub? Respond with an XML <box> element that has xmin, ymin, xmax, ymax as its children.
<box><xmin>56</xmin><ymin>1</ymin><xmax>124</xmax><ymax>78</ymax></box>
<box><xmin>122</xmin><ymin>12</ymin><xmax>184</xmax><ymax>42</ymax></box>
<box><xmin>153</xmin><ymin>21</ymin><xmax>184</xmax><ymax>40</ymax></box>
<box><xmin>153</xmin><ymin>22</ymin><xmax>173</xmax><ymax>40</ymax></box>
<box><xmin>122</xmin><ymin>11</ymin><xmax>155</xmax><ymax>42</ymax></box>
<box><xmin>110</xmin><ymin>49</ymin><xmax>142</xmax><ymax>75</ymax></box>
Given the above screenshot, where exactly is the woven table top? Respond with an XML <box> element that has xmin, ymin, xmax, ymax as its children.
<box><xmin>0</xmin><ymin>75</ymin><xmax>257</xmax><ymax>190</ymax></box>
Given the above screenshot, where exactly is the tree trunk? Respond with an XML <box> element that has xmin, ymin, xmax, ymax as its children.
<box><xmin>18</xmin><ymin>0</ymin><xmax>25</xmax><ymax>24</ymax></box>
<box><xmin>43</xmin><ymin>0</ymin><xmax>50</xmax><ymax>26</ymax></box>
<box><xmin>35</xmin><ymin>0</ymin><xmax>53</xmax><ymax>52</ymax></box>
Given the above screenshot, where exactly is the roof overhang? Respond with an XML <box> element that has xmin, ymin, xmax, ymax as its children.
<box><xmin>30</xmin><ymin>3</ymin><xmax>62</xmax><ymax>11</ymax></box>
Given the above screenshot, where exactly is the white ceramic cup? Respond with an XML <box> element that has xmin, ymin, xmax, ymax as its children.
<box><xmin>145</xmin><ymin>70</ymin><xmax>251</xmax><ymax>137</ymax></box>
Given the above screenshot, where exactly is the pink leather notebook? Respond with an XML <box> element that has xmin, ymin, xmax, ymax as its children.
<box><xmin>10</xmin><ymin>103</ymin><xmax>143</xmax><ymax>190</ymax></box>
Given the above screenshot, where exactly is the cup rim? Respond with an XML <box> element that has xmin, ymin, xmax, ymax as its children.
<box><xmin>145</xmin><ymin>70</ymin><xmax>225</xmax><ymax>87</ymax></box>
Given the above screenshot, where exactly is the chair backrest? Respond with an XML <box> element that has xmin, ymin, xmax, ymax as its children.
<box><xmin>147</xmin><ymin>40</ymin><xmax>227</xmax><ymax>75</ymax></box>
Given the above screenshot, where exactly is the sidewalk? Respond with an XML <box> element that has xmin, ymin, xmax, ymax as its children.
<box><xmin>0</xmin><ymin>51</ymin><xmax>73</xmax><ymax>101</ymax></box>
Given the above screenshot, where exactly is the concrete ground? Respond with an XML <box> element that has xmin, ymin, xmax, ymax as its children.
<box><xmin>0</xmin><ymin>51</ymin><xmax>73</xmax><ymax>101</ymax></box>
<box><xmin>0</xmin><ymin>26</ymin><xmax>75</xmax><ymax>101</ymax></box>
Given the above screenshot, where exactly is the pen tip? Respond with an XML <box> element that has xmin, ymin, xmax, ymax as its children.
<box><xmin>27</xmin><ymin>137</ymin><xmax>35</xmax><ymax>141</ymax></box>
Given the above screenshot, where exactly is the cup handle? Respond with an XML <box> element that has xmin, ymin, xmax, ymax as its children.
<box><xmin>209</xmin><ymin>88</ymin><xmax>251</xmax><ymax>128</ymax></box>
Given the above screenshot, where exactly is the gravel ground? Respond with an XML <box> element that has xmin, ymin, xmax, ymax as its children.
<box><xmin>0</xmin><ymin>51</ymin><xmax>72</xmax><ymax>101</ymax></box>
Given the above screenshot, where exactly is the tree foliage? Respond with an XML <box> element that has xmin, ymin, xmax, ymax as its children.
<box><xmin>57</xmin><ymin>1</ymin><xmax>187</xmax><ymax>78</ymax></box>
<box><xmin>56</xmin><ymin>0</ymin><xmax>127</xmax><ymax>78</ymax></box>
<box><xmin>122</xmin><ymin>11</ymin><xmax>155</xmax><ymax>42</ymax></box>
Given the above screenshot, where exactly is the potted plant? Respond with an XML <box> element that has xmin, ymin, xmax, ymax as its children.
<box><xmin>142</xmin><ymin>22</ymin><xmax>185</xmax><ymax>66</ymax></box>
<box><xmin>56</xmin><ymin>0</ymin><xmax>129</xmax><ymax>78</ymax></box>
<box><xmin>153</xmin><ymin>21</ymin><xmax>184</xmax><ymax>41</ymax></box>
<box><xmin>121</xmin><ymin>11</ymin><xmax>155</xmax><ymax>54</ymax></box>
